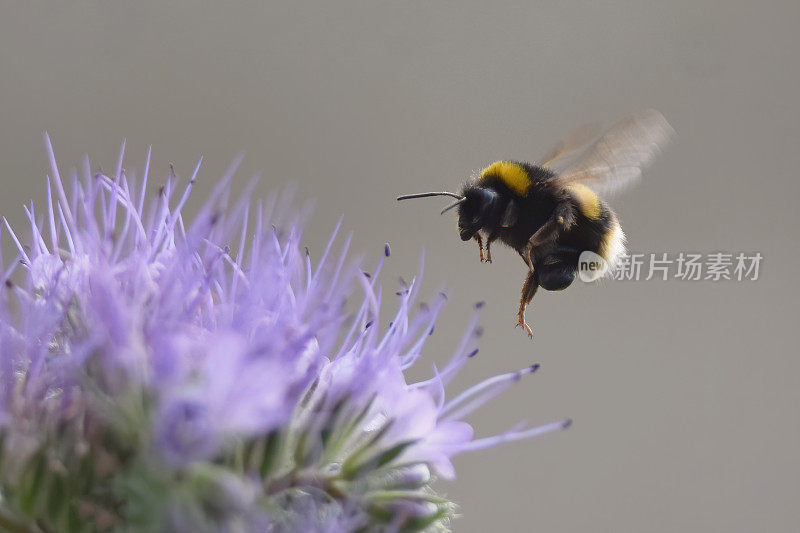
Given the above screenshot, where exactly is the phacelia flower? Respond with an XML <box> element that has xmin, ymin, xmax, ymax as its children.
<box><xmin>0</xmin><ymin>135</ymin><xmax>570</xmax><ymax>532</ymax></box>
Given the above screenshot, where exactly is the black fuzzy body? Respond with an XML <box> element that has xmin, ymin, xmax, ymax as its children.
<box><xmin>458</xmin><ymin>161</ymin><xmax>618</xmax><ymax>271</ymax></box>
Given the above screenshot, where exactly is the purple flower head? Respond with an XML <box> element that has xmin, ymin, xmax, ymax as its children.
<box><xmin>0</xmin><ymin>136</ymin><xmax>570</xmax><ymax>532</ymax></box>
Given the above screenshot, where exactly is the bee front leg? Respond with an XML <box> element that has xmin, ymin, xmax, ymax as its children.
<box><xmin>516</xmin><ymin>268</ymin><xmax>539</xmax><ymax>338</ymax></box>
<box><xmin>485</xmin><ymin>234</ymin><xmax>497</xmax><ymax>263</ymax></box>
<box><xmin>473</xmin><ymin>234</ymin><xmax>485</xmax><ymax>262</ymax></box>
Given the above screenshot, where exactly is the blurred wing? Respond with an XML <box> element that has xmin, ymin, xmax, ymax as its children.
<box><xmin>553</xmin><ymin>109</ymin><xmax>674</xmax><ymax>197</ymax></box>
<box><xmin>539</xmin><ymin>122</ymin><xmax>603</xmax><ymax>169</ymax></box>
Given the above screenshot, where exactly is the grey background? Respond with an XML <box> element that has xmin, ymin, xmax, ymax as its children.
<box><xmin>2</xmin><ymin>1</ymin><xmax>799</xmax><ymax>531</ymax></box>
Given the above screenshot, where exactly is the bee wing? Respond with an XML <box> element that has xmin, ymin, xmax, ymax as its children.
<box><xmin>552</xmin><ymin>109</ymin><xmax>674</xmax><ymax>197</ymax></box>
<box><xmin>539</xmin><ymin>122</ymin><xmax>603</xmax><ymax>169</ymax></box>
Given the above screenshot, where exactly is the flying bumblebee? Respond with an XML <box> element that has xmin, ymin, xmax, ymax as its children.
<box><xmin>397</xmin><ymin>109</ymin><xmax>673</xmax><ymax>337</ymax></box>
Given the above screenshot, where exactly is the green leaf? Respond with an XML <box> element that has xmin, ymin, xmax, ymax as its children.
<box><xmin>320</xmin><ymin>395</ymin><xmax>349</xmax><ymax>448</ymax></box>
<box><xmin>401</xmin><ymin>503</ymin><xmax>451</xmax><ymax>532</ymax></box>
<box><xmin>364</xmin><ymin>490</ymin><xmax>448</xmax><ymax>505</ymax></box>
<box><xmin>365</xmin><ymin>501</ymin><xmax>452</xmax><ymax>531</ymax></box>
<box><xmin>260</xmin><ymin>431</ymin><xmax>282</xmax><ymax>480</ymax></box>
<box><xmin>342</xmin><ymin>438</ymin><xmax>415</xmax><ymax>481</ymax></box>
<box><xmin>18</xmin><ymin>449</ymin><xmax>46</xmax><ymax>515</ymax></box>
<box><xmin>0</xmin><ymin>430</ymin><xmax>7</xmax><ymax>472</ymax></box>
<box><xmin>45</xmin><ymin>473</ymin><xmax>67</xmax><ymax>525</ymax></box>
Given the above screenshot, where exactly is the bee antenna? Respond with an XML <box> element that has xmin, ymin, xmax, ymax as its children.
<box><xmin>396</xmin><ymin>191</ymin><xmax>463</xmax><ymax>201</ymax></box>
<box><xmin>440</xmin><ymin>197</ymin><xmax>468</xmax><ymax>215</ymax></box>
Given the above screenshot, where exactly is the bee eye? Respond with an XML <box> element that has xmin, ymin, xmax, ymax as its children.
<box><xmin>476</xmin><ymin>188</ymin><xmax>497</xmax><ymax>206</ymax></box>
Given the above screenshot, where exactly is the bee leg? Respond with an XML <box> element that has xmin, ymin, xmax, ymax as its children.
<box><xmin>516</xmin><ymin>269</ymin><xmax>539</xmax><ymax>338</ymax></box>
<box><xmin>473</xmin><ymin>234</ymin><xmax>485</xmax><ymax>262</ymax></box>
<box><xmin>485</xmin><ymin>234</ymin><xmax>497</xmax><ymax>263</ymax></box>
<box><xmin>520</xmin><ymin>242</ymin><xmax>536</xmax><ymax>272</ymax></box>
<box><xmin>538</xmin><ymin>247</ymin><xmax>581</xmax><ymax>291</ymax></box>
<box><xmin>521</xmin><ymin>202</ymin><xmax>577</xmax><ymax>270</ymax></box>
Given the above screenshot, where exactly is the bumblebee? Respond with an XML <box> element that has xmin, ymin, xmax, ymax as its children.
<box><xmin>397</xmin><ymin>110</ymin><xmax>673</xmax><ymax>337</ymax></box>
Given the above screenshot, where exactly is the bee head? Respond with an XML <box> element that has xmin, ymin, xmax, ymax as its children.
<box><xmin>395</xmin><ymin>187</ymin><xmax>501</xmax><ymax>241</ymax></box>
<box><xmin>456</xmin><ymin>186</ymin><xmax>497</xmax><ymax>241</ymax></box>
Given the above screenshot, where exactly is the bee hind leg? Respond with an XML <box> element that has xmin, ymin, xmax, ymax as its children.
<box><xmin>521</xmin><ymin>202</ymin><xmax>576</xmax><ymax>271</ymax></box>
<box><xmin>516</xmin><ymin>269</ymin><xmax>539</xmax><ymax>338</ymax></box>
<box><xmin>519</xmin><ymin>246</ymin><xmax>535</xmax><ymax>272</ymax></box>
<box><xmin>538</xmin><ymin>247</ymin><xmax>581</xmax><ymax>291</ymax></box>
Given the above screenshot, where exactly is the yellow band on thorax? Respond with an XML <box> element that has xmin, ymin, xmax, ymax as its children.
<box><xmin>480</xmin><ymin>161</ymin><xmax>531</xmax><ymax>196</ymax></box>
